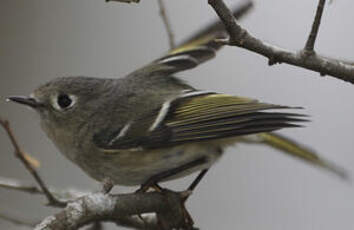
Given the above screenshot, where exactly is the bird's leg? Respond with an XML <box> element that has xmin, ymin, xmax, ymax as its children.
<box><xmin>177</xmin><ymin>169</ymin><xmax>209</xmax><ymax>228</ymax></box>
<box><xmin>135</xmin><ymin>182</ymin><xmax>162</xmax><ymax>193</ymax></box>
<box><xmin>136</xmin><ymin>157</ymin><xmax>208</xmax><ymax>193</ymax></box>
<box><xmin>151</xmin><ymin>183</ymin><xmax>163</xmax><ymax>192</ymax></box>
<box><xmin>187</xmin><ymin>169</ymin><xmax>209</xmax><ymax>192</ymax></box>
<box><xmin>135</xmin><ymin>157</ymin><xmax>208</xmax><ymax>229</ymax></box>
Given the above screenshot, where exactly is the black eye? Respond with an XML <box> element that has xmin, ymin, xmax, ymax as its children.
<box><xmin>57</xmin><ymin>94</ymin><xmax>72</xmax><ymax>109</ymax></box>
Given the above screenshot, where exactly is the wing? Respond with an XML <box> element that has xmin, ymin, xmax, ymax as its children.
<box><xmin>93</xmin><ymin>92</ymin><xmax>307</xmax><ymax>151</ymax></box>
<box><xmin>127</xmin><ymin>2</ymin><xmax>253</xmax><ymax>76</ymax></box>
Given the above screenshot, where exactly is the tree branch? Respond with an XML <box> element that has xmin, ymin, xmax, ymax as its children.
<box><xmin>0</xmin><ymin>176</ymin><xmax>171</xmax><ymax>230</ymax></box>
<box><xmin>304</xmin><ymin>0</ymin><xmax>326</xmax><ymax>52</ymax></box>
<box><xmin>34</xmin><ymin>190</ymin><xmax>192</xmax><ymax>230</ymax></box>
<box><xmin>0</xmin><ymin>176</ymin><xmax>193</xmax><ymax>229</ymax></box>
<box><xmin>0</xmin><ymin>118</ymin><xmax>66</xmax><ymax>207</ymax></box>
<box><xmin>157</xmin><ymin>0</ymin><xmax>175</xmax><ymax>49</ymax></box>
<box><xmin>208</xmin><ymin>0</ymin><xmax>354</xmax><ymax>84</ymax></box>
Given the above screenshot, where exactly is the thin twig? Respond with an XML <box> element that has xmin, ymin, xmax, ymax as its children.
<box><xmin>0</xmin><ymin>177</ymin><xmax>43</xmax><ymax>195</ymax></box>
<box><xmin>0</xmin><ymin>213</ymin><xmax>37</xmax><ymax>228</ymax></box>
<box><xmin>0</xmin><ymin>118</ymin><xmax>66</xmax><ymax>207</ymax></box>
<box><xmin>157</xmin><ymin>0</ymin><xmax>175</xmax><ymax>49</ymax></box>
<box><xmin>0</xmin><ymin>177</ymin><xmax>85</xmax><ymax>202</ymax></box>
<box><xmin>207</xmin><ymin>0</ymin><xmax>354</xmax><ymax>84</ymax></box>
<box><xmin>304</xmin><ymin>0</ymin><xmax>326</xmax><ymax>52</ymax></box>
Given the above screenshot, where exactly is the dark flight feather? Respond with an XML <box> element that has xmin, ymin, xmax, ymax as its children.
<box><xmin>94</xmin><ymin>93</ymin><xmax>306</xmax><ymax>150</ymax></box>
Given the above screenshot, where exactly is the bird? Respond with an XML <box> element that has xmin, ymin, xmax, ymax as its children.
<box><xmin>7</xmin><ymin>3</ymin><xmax>346</xmax><ymax>191</ymax></box>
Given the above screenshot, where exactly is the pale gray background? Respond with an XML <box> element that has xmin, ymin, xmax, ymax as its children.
<box><xmin>1</xmin><ymin>0</ymin><xmax>354</xmax><ymax>229</ymax></box>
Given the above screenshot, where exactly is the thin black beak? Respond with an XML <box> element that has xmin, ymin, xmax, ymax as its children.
<box><xmin>7</xmin><ymin>96</ymin><xmax>42</xmax><ymax>108</ymax></box>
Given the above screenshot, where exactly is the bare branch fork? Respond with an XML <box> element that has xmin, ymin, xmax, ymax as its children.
<box><xmin>34</xmin><ymin>190</ymin><xmax>192</xmax><ymax>230</ymax></box>
<box><xmin>208</xmin><ymin>0</ymin><xmax>354</xmax><ymax>84</ymax></box>
<box><xmin>0</xmin><ymin>177</ymin><xmax>191</xmax><ymax>230</ymax></box>
<box><xmin>0</xmin><ymin>179</ymin><xmax>192</xmax><ymax>230</ymax></box>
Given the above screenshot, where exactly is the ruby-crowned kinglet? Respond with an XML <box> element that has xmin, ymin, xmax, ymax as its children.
<box><xmin>7</xmin><ymin>4</ymin><xmax>347</xmax><ymax>188</ymax></box>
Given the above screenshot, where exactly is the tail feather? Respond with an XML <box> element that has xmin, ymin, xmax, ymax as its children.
<box><xmin>243</xmin><ymin>133</ymin><xmax>349</xmax><ymax>180</ymax></box>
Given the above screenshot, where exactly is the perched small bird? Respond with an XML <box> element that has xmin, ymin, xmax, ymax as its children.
<box><xmin>8</xmin><ymin>4</ymin><xmax>346</xmax><ymax>190</ymax></box>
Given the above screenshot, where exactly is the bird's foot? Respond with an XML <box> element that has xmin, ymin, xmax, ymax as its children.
<box><xmin>136</xmin><ymin>182</ymin><xmax>164</xmax><ymax>193</ymax></box>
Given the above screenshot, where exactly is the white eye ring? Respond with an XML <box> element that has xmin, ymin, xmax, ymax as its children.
<box><xmin>51</xmin><ymin>93</ymin><xmax>77</xmax><ymax>111</ymax></box>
